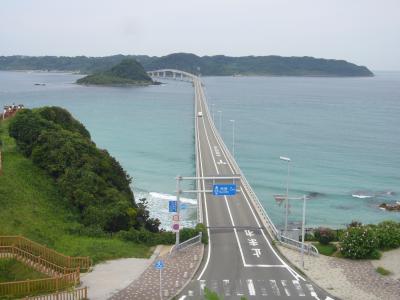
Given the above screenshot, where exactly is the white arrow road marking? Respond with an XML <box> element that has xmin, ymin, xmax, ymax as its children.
<box><xmin>257</xmin><ymin>280</ymin><xmax>268</xmax><ymax>296</ymax></box>
<box><xmin>246</xmin><ymin>279</ymin><xmax>256</xmax><ymax>296</ymax></box>
<box><xmin>216</xmin><ymin>159</ymin><xmax>226</xmax><ymax>165</ymax></box>
<box><xmin>270</xmin><ymin>280</ymin><xmax>281</xmax><ymax>296</ymax></box>
<box><xmin>236</xmin><ymin>279</ymin><xmax>244</xmax><ymax>296</ymax></box>
<box><xmin>222</xmin><ymin>279</ymin><xmax>231</xmax><ymax>296</ymax></box>
<box><xmin>178</xmin><ymin>296</ymin><xmax>187</xmax><ymax>300</ymax></box>
<box><xmin>293</xmin><ymin>280</ymin><xmax>306</xmax><ymax>296</ymax></box>
<box><xmin>325</xmin><ymin>297</ymin><xmax>335</xmax><ymax>300</ymax></box>
<box><xmin>306</xmin><ymin>284</ymin><xmax>321</xmax><ymax>300</ymax></box>
<box><xmin>199</xmin><ymin>280</ymin><xmax>206</xmax><ymax>295</ymax></box>
<box><xmin>281</xmin><ymin>280</ymin><xmax>291</xmax><ymax>296</ymax></box>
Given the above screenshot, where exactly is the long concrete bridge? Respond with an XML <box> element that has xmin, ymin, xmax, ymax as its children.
<box><xmin>148</xmin><ymin>70</ymin><xmax>331</xmax><ymax>300</ymax></box>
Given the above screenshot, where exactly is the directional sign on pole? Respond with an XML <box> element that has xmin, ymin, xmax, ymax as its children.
<box><xmin>213</xmin><ymin>184</ymin><xmax>237</xmax><ymax>196</ymax></box>
<box><xmin>168</xmin><ymin>200</ymin><xmax>177</xmax><ymax>213</ymax></box>
<box><xmin>154</xmin><ymin>260</ymin><xmax>164</xmax><ymax>270</ymax></box>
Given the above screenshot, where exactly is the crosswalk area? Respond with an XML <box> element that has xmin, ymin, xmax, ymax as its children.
<box><xmin>183</xmin><ymin>279</ymin><xmax>330</xmax><ymax>299</ymax></box>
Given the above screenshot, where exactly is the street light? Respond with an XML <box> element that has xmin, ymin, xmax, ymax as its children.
<box><xmin>230</xmin><ymin>120</ymin><xmax>235</xmax><ymax>157</ymax></box>
<box><xmin>279</xmin><ymin>156</ymin><xmax>291</xmax><ymax>236</ymax></box>
<box><xmin>217</xmin><ymin>111</ymin><xmax>222</xmax><ymax>133</ymax></box>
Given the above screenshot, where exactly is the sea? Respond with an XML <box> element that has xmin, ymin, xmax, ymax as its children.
<box><xmin>1</xmin><ymin>70</ymin><xmax>399</xmax><ymax>230</ymax></box>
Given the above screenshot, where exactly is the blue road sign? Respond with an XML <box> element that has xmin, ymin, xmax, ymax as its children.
<box><xmin>213</xmin><ymin>184</ymin><xmax>237</xmax><ymax>196</ymax></box>
<box><xmin>180</xmin><ymin>203</ymin><xmax>188</xmax><ymax>210</ymax></box>
<box><xmin>168</xmin><ymin>200</ymin><xmax>177</xmax><ymax>213</ymax></box>
<box><xmin>154</xmin><ymin>260</ymin><xmax>164</xmax><ymax>270</ymax></box>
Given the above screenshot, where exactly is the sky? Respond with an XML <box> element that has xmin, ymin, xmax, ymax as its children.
<box><xmin>1</xmin><ymin>0</ymin><xmax>399</xmax><ymax>70</ymax></box>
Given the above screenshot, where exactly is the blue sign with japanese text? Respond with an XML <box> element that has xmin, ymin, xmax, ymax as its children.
<box><xmin>168</xmin><ymin>201</ymin><xmax>177</xmax><ymax>212</ymax></box>
<box><xmin>213</xmin><ymin>184</ymin><xmax>237</xmax><ymax>196</ymax></box>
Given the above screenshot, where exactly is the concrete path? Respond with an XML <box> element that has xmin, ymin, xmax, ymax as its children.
<box><xmin>278</xmin><ymin>245</ymin><xmax>400</xmax><ymax>300</ymax></box>
<box><xmin>81</xmin><ymin>246</ymin><xmax>162</xmax><ymax>300</ymax></box>
<box><xmin>108</xmin><ymin>244</ymin><xmax>203</xmax><ymax>300</ymax></box>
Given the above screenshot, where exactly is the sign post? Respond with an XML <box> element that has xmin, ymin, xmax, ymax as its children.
<box><xmin>175</xmin><ymin>176</ymin><xmax>182</xmax><ymax>247</ymax></box>
<box><xmin>154</xmin><ymin>260</ymin><xmax>164</xmax><ymax>300</ymax></box>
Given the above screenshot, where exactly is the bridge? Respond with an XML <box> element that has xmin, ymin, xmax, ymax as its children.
<box><xmin>148</xmin><ymin>70</ymin><xmax>331</xmax><ymax>300</ymax></box>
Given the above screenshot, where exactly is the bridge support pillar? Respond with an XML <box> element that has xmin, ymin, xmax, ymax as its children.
<box><xmin>163</xmin><ymin>71</ymin><xmax>166</xmax><ymax>77</ymax></box>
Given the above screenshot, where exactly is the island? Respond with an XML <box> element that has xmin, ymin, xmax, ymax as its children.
<box><xmin>76</xmin><ymin>59</ymin><xmax>154</xmax><ymax>86</ymax></box>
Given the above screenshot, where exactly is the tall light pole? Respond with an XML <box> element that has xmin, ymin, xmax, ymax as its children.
<box><xmin>301</xmin><ymin>194</ymin><xmax>307</xmax><ymax>269</ymax></box>
<box><xmin>279</xmin><ymin>156</ymin><xmax>291</xmax><ymax>236</ymax></box>
<box><xmin>230</xmin><ymin>120</ymin><xmax>235</xmax><ymax>157</ymax></box>
<box><xmin>218</xmin><ymin>111</ymin><xmax>222</xmax><ymax>133</ymax></box>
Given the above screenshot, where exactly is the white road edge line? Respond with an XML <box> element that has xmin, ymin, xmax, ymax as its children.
<box><xmin>196</xmin><ymin>81</ymin><xmax>212</xmax><ymax>280</ymax></box>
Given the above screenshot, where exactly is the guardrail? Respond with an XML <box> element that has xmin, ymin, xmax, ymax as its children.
<box><xmin>279</xmin><ymin>236</ymin><xmax>319</xmax><ymax>256</ymax></box>
<box><xmin>171</xmin><ymin>233</ymin><xmax>202</xmax><ymax>254</ymax></box>
<box><xmin>23</xmin><ymin>287</ymin><xmax>88</xmax><ymax>300</ymax></box>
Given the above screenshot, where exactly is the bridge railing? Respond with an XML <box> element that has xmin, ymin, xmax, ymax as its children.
<box><xmin>200</xmin><ymin>82</ymin><xmax>318</xmax><ymax>256</ymax></box>
<box><xmin>200</xmin><ymin>85</ymin><xmax>280</xmax><ymax>240</ymax></box>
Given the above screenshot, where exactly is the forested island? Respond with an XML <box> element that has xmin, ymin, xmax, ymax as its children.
<box><xmin>0</xmin><ymin>53</ymin><xmax>373</xmax><ymax>77</ymax></box>
<box><xmin>77</xmin><ymin>59</ymin><xmax>153</xmax><ymax>86</ymax></box>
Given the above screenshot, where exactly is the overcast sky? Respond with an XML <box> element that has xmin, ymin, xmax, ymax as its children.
<box><xmin>1</xmin><ymin>0</ymin><xmax>399</xmax><ymax>70</ymax></box>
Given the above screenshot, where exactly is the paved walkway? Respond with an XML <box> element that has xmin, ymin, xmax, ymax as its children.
<box><xmin>278</xmin><ymin>245</ymin><xmax>400</xmax><ymax>300</ymax></box>
<box><xmin>108</xmin><ymin>244</ymin><xmax>203</xmax><ymax>300</ymax></box>
<box><xmin>81</xmin><ymin>246</ymin><xmax>163</xmax><ymax>300</ymax></box>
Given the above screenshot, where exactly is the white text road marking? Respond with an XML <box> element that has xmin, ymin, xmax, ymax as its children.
<box><xmin>281</xmin><ymin>280</ymin><xmax>291</xmax><ymax>296</ymax></box>
<box><xmin>251</xmin><ymin>248</ymin><xmax>262</xmax><ymax>258</ymax></box>
<box><xmin>211</xmin><ymin>280</ymin><xmax>218</xmax><ymax>293</ymax></box>
<box><xmin>213</xmin><ymin>146</ymin><xmax>221</xmax><ymax>157</ymax></box>
<box><xmin>293</xmin><ymin>280</ymin><xmax>305</xmax><ymax>296</ymax></box>
<box><xmin>246</xmin><ymin>279</ymin><xmax>256</xmax><ymax>296</ymax></box>
<box><xmin>270</xmin><ymin>280</ymin><xmax>281</xmax><ymax>296</ymax></box>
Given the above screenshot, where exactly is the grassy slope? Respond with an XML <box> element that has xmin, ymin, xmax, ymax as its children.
<box><xmin>0</xmin><ymin>259</ymin><xmax>47</xmax><ymax>282</ymax></box>
<box><xmin>0</xmin><ymin>120</ymin><xmax>152</xmax><ymax>263</ymax></box>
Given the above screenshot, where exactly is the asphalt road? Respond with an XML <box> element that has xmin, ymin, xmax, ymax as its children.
<box><xmin>177</xmin><ymin>76</ymin><xmax>333</xmax><ymax>300</ymax></box>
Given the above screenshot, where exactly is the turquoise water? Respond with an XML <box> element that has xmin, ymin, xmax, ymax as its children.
<box><xmin>1</xmin><ymin>71</ymin><xmax>399</xmax><ymax>229</ymax></box>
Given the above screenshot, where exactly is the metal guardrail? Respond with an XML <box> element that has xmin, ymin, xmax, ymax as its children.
<box><xmin>279</xmin><ymin>236</ymin><xmax>319</xmax><ymax>256</ymax></box>
<box><xmin>176</xmin><ymin>232</ymin><xmax>202</xmax><ymax>251</ymax></box>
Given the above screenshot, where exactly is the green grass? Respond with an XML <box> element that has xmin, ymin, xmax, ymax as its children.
<box><xmin>312</xmin><ymin>242</ymin><xmax>337</xmax><ymax>256</ymax></box>
<box><xmin>376</xmin><ymin>266</ymin><xmax>391</xmax><ymax>276</ymax></box>
<box><xmin>0</xmin><ymin>259</ymin><xmax>47</xmax><ymax>282</ymax></box>
<box><xmin>0</xmin><ymin>120</ymin><xmax>152</xmax><ymax>264</ymax></box>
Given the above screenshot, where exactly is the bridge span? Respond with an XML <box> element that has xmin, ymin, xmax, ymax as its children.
<box><xmin>149</xmin><ymin>70</ymin><xmax>331</xmax><ymax>300</ymax></box>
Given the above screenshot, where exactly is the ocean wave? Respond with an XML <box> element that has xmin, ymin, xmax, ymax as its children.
<box><xmin>352</xmin><ymin>194</ymin><xmax>374</xmax><ymax>199</ymax></box>
<box><xmin>149</xmin><ymin>192</ymin><xmax>197</xmax><ymax>205</ymax></box>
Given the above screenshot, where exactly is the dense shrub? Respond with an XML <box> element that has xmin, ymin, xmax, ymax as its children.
<box><xmin>340</xmin><ymin>226</ymin><xmax>379</xmax><ymax>259</ymax></box>
<box><xmin>314</xmin><ymin>227</ymin><xmax>335</xmax><ymax>245</ymax></box>
<box><xmin>373</xmin><ymin>221</ymin><xmax>400</xmax><ymax>250</ymax></box>
<box><xmin>8</xmin><ymin>107</ymin><xmax>159</xmax><ymax>233</ymax></box>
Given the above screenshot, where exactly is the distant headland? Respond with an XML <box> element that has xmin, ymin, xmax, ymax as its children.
<box><xmin>0</xmin><ymin>53</ymin><xmax>374</xmax><ymax>77</ymax></box>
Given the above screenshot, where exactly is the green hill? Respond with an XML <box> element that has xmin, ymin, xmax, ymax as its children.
<box><xmin>0</xmin><ymin>54</ymin><xmax>373</xmax><ymax>77</ymax></box>
<box><xmin>77</xmin><ymin>59</ymin><xmax>153</xmax><ymax>85</ymax></box>
<box><xmin>0</xmin><ymin>109</ymin><xmax>157</xmax><ymax>263</ymax></box>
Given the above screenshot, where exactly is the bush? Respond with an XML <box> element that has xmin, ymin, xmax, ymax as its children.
<box><xmin>195</xmin><ymin>223</ymin><xmax>208</xmax><ymax>244</ymax></box>
<box><xmin>340</xmin><ymin>226</ymin><xmax>379</xmax><ymax>259</ymax></box>
<box><xmin>314</xmin><ymin>227</ymin><xmax>335</xmax><ymax>245</ymax></box>
<box><xmin>373</xmin><ymin>221</ymin><xmax>400</xmax><ymax>250</ymax></box>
